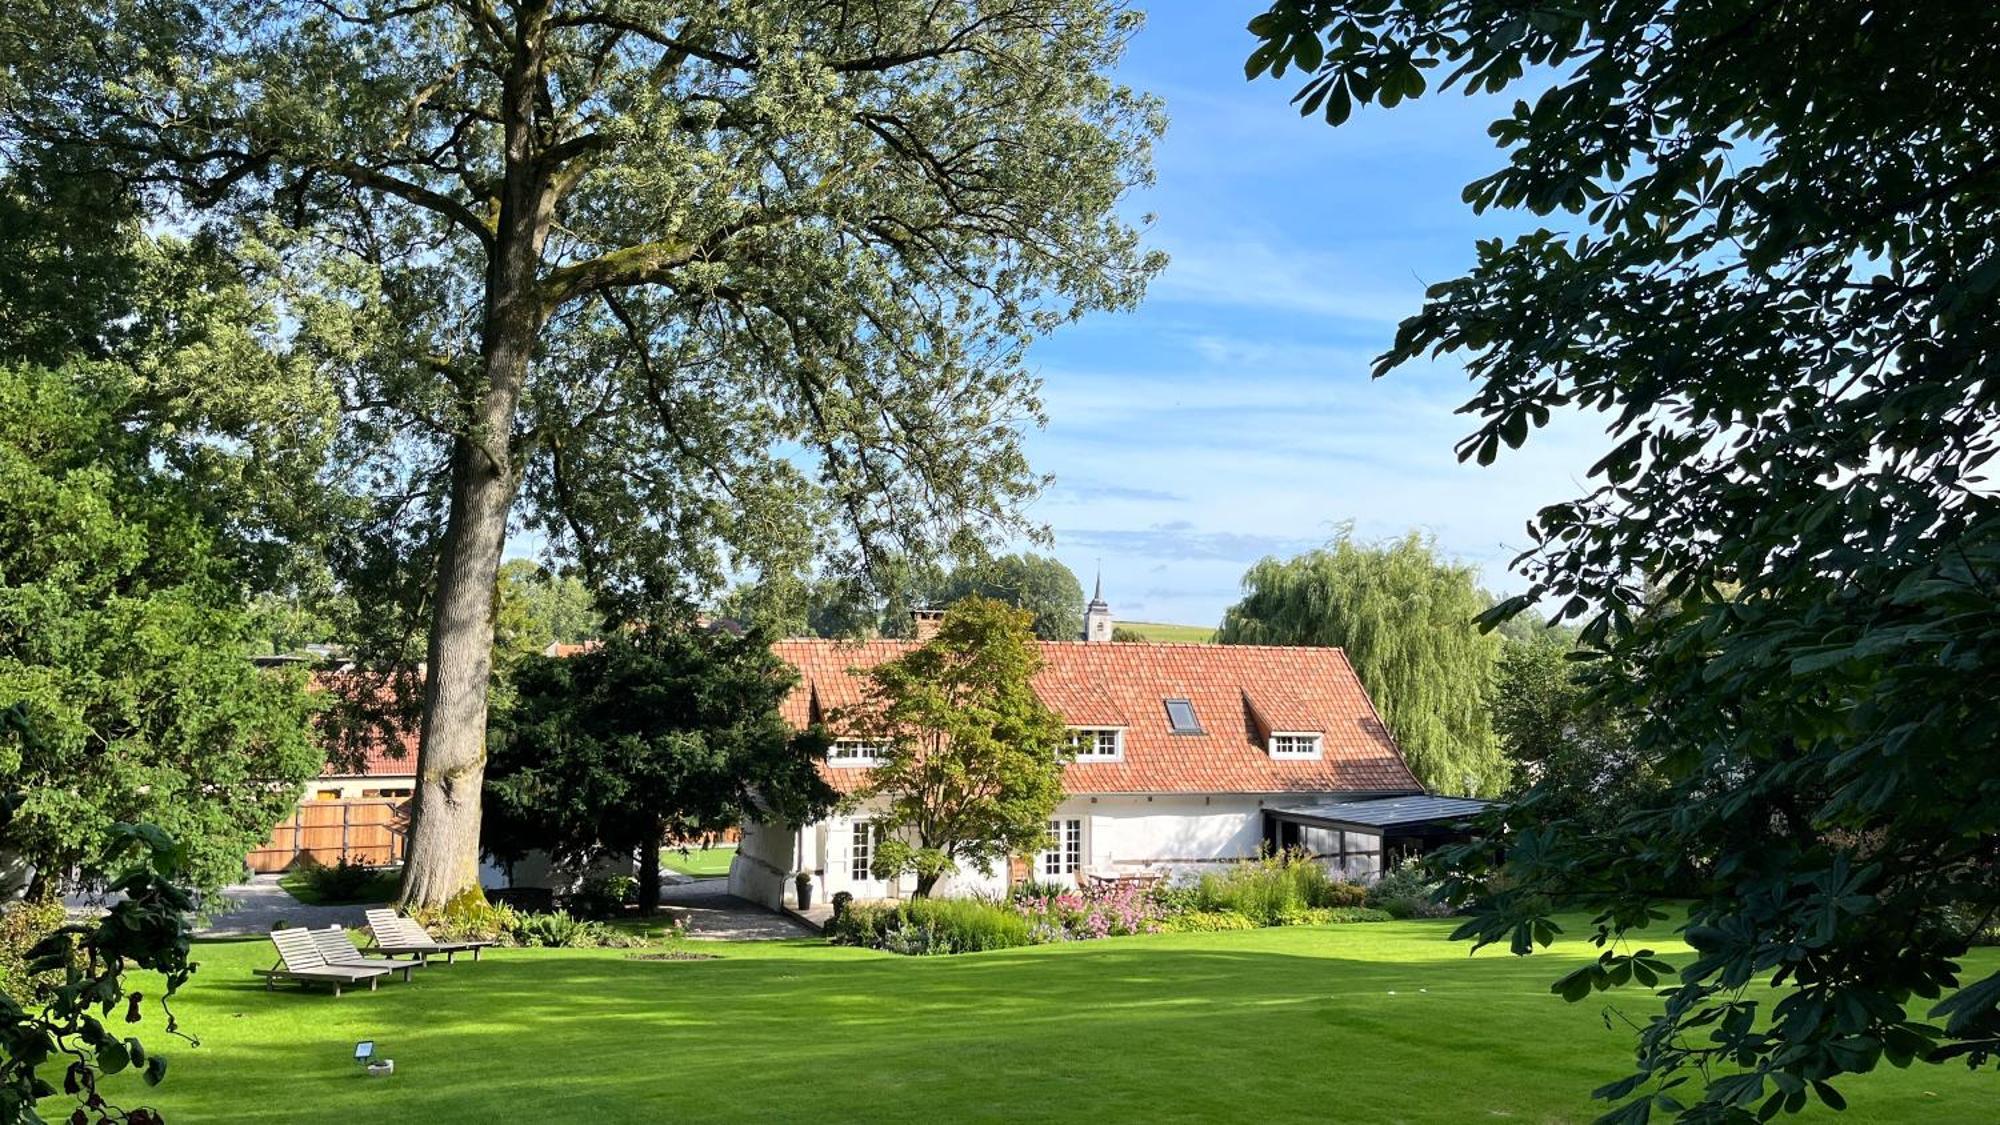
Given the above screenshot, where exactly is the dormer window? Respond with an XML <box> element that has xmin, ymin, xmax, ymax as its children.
<box><xmin>828</xmin><ymin>740</ymin><xmax>888</xmax><ymax>767</ymax></box>
<box><xmin>1269</xmin><ymin>733</ymin><xmax>1323</xmax><ymax>759</ymax></box>
<box><xmin>1066</xmin><ymin>728</ymin><xmax>1124</xmax><ymax>761</ymax></box>
<box><xmin>1164</xmin><ymin>698</ymin><xmax>1202</xmax><ymax>734</ymax></box>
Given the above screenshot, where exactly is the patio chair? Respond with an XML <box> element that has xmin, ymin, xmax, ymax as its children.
<box><xmin>364</xmin><ymin>907</ymin><xmax>498</xmax><ymax>964</ymax></box>
<box><xmin>253</xmin><ymin>927</ymin><xmax>394</xmax><ymax>997</ymax></box>
<box><xmin>311</xmin><ymin>926</ymin><xmax>420</xmax><ymax>984</ymax></box>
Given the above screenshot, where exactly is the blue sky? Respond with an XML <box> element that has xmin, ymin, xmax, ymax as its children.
<box><xmin>1020</xmin><ymin>3</ymin><xmax>1602</xmax><ymax>627</ymax></box>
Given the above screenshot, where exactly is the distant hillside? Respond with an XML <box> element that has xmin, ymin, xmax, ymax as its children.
<box><xmin>1117</xmin><ymin>621</ymin><xmax>1216</xmax><ymax>643</ymax></box>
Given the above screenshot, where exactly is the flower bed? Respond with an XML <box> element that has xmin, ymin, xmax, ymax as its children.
<box><xmin>1012</xmin><ymin>881</ymin><xmax>1160</xmax><ymax>942</ymax></box>
<box><xmin>826</xmin><ymin>856</ymin><xmax>1401</xmax><ymax>956</ymax></box>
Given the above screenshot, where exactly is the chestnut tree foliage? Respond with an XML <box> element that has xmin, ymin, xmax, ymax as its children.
<box><xmin>1252</xmin><ymin>1</ymin><xmax>2000</xmax><ymax>1120</ymax></box>
<box><xmin>6</xmin><ymin>0</ymin><xmax>1165</xmax><ymax>904</ymax></box>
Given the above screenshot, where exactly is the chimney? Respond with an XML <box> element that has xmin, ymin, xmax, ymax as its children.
<box><xmin>911</xmin><ymin>607</ymin><xmax>945</xmax><ymax>641</ymax></box>
<box><xmin>1083</xmin><ymin>571</ymin><xmax>1113</xmax><ymax>644</ymax></box>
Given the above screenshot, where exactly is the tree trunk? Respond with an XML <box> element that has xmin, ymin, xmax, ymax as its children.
<box><xmin>913</xmin><ymin>872</ymin><xmax>939</xmax><ymax>898</ymax></box>
<box><xmin>638</xmin><ymin>821</ymin><xmax>661</xmax><ymax>917</ymax></box>
<box><xmin>398</xmin><ymin>31</ymin><xmax>554</xmax><ymax>908</ymax></box>
<box><xmin>395</xmin><ymin>426</ymin><xmax>517</xmax><ymax>907</ymax></box>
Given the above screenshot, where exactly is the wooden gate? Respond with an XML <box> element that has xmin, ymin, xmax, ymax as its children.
<box><xmin>247</xmin><ymin>799</ymin><xmax>408</xmax><ymax>873</ymax></box>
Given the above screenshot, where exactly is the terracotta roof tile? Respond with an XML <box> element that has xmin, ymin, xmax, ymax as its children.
<box><xmin>311</xmin><ymin>673</ymin><xmax>419</xmax><ymax>779</ymax></box>
<box><xmin>771</xmin><ymin>639</ymin><xmax>1422</xmax><ymax>797</ymax></box>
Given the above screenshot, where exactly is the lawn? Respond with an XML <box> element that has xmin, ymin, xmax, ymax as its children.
<box><xmin>1118</xmin><ymin>620</ymin><xmax>1216</xmax><ymax>643</ymax></box>
<box><xmin>660</xmin><ymin>843</ymin><xmax>736</xmax><ymax>878</ymax></box>
<box><xmin>108</xmin><ymin>921</ymin><xmax>1994</xmax><ymax>1124</ymax></box>
<box><xmin>276</xmin><ymin>867</ymin><xmax>403</xmax><ymax>906</ymax></box>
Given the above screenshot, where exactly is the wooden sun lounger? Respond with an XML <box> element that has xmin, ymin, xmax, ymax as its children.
<box><xmin>253</xmin><ymin>927</ymin><xmax>394</xmax><ymax>997</ymax></box>
<box><xmin>364</xmin><ymin>908</ymin><xmax>498</xmax><ymax>964</ymax></box>
<box><xmin>312</xmin><ymin>927</ymin><xmax>420</xmax><ymax>983</ymax></box>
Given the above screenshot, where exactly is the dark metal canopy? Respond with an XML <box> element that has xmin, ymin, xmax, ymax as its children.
<box><xmin>1265</xmin><ymin>795</ymin><xmax>1496</xmax><ymax>836</ymax></box>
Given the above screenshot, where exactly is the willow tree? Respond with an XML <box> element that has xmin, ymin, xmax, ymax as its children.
<box><xmin>1217</xmin><ymin>528</ymin><xmax>1505</xmax><ymax>794</ymax></box>
<box><xmin>11</xmin><ymin>0</ymin><xmax>1164</xmax><ymax>903</ymax></box>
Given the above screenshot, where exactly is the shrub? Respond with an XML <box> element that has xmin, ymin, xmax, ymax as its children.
<box><xmin>826</xmin><ymin>902</ymin><xmax>903</xmax><ymax>947</ymax></box>
<box><xmin>901</xmin><ymin>897</ymin><xmax>1031</xmax><ymax>952</ymax></box>
<box><xmin>1366</xmin><ymin>861</ymin><xmax>1453</xmax><ymax>919</ymax></box>
<box><xmin>1159</xmin><ymin>909</ymin><xmax>1258</xmax><ymax>933</ymax></box>
<box><xmin>1193</xmin><ymin>853</ymin><xmax>1367</xmax><ymax>925</ymax></box>
<box><xmin>1147</xmin><ymin>880</ymin><xmax>1201</xmax><ymax>915</ymax></box>
<box><xmin>880</xmin><ymin>921</ymin><xmax>956</xmax><ymax>956</ymax></box>
<box><xmin>411</xmin><ymin>886</ymin><xmax>519</xmax><ymax>943</ymax></box>
<box><xmin>510</xmin><ymin>909</ymin><xmax>644</xmax><ymax>948</ymax></box>
<box><xmin>292</xmin><ymin>854</ymin><xmax>380</xmax><ymax>902</ymax></box>
<box><xmin>1316</xmin><ymin>880</ymin><xmax>1368</xmax><ymax>908</ymax></box>
<box><xmin>565</xmin><ymin>873</ymin><xmax>636</xmax><ymax>919</ymax></box>
<box><xmin>829</xmin><ymin>891</ymin><xmax>854</xmax><ymax>921</ymax></box>
<box><xmin>0</xmin><ymin>897</ymin><xmax>70</xmax><ymax>1001</ymax></box>
<box><xmin>827</xmin><ymin>897</ymin><xmax>1031</xmax><ymax>954</ymax></box>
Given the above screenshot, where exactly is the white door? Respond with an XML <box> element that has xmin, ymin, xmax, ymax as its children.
<box><xmin>838</xmin><ymin>819</ymin><xmax>895</xmax><ymax>901</ymax></box>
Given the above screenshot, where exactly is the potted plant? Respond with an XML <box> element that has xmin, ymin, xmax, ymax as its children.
<box><xmin>795</xmin><ymin>870</ymin><xmax>814</xmax><ymax>910</ymax></box>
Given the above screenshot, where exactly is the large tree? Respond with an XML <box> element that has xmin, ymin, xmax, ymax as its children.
<box><xmin>485</xmin><ymin>624</ymin><xmax>833</xmax><ymax>914</ymax></box>
<box><xmin>1252</xmin><ymin>1</ymin><xmax>2000</xmax><ymax>1118</ymax></box>
<box><xmin>493</xmin><ymin>558</ymin><xmax>601</xmax><ymax>661</ymax></box>
<box><xmin>931</xmin><ymin>552</ymin><xmax>1086</xmax><ymax>641</ymax></box>
<box><xmin>0</xmin><ymin>159</ymin><xmax>330</xmax><ymax>896</ymax></box>
<box><xmin>0</xmin><ymin>362</ymin><xmax>323</xmax><ymax>896</ymax></box>
<box><xmin>1217</xmin><ymin>528</ymin><xmax>1506</xmax><ymax>795</ymax></box>
<box><xmin>8</xmin><ymin>0</ymin><xmax>1164</xmax><ymax>904</ymax></box>
<box><xmin>845</xmin><ymin>596</ymin><xmax>1069</xmax><ymax>896</ymax></box>
<box><xmin>1490</xmin><ymin>632</ymin><xmax>1654</xmax><ymax>839</ymax></box>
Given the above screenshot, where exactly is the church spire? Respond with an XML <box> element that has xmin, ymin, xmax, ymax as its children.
<box><xmin>1083</xmin><ymin>566</ymin><xmax>1112</xmax><ymax>643</ymax></box>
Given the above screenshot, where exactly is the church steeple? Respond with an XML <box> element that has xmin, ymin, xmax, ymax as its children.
<box><xmin>1083</xmin><ymin>567</ymin><xmax>1113</xmax><ymax>643</ymax></box>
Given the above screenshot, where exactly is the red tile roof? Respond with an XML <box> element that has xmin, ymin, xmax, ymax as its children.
<box><xmin>772</xmin><ymin>639</ymin><xmax>1422</xmax><ymax>797</ymax></box>
<box><xmin>310</xmin><ymin>674</ymin><xmax>419</xmax><ymax>779</ymax></box>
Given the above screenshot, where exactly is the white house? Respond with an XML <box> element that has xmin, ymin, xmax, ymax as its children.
<box><xmin>730</xmin><ymin>597</ymin><xmax>1482</xmax><ymax>910</ymax></box>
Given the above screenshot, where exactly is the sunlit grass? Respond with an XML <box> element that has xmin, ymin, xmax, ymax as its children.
<box><xmin>659</xmin><ymin>844</ymin><xmax>736</xmax><ymax>878</ymax></box>
<box><xmin>109</xmin><ymin>920</ymin><xmax>1995</xmax><ymax>1124</ymax></box>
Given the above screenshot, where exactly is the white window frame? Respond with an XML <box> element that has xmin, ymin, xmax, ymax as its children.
<box><xmin>828</xmin><ymin>739</ymin><xmax>888</xmax><ymax>767</ymax></box>
<box><xmin>1040</xmin><ymin>818</ymin><xmax>1084</xmax><ymax>877</ymax></box>
<box><xmin>849</xmin><ymin>820</ymin><xmax>877</xmax><ymax>882</ymax></box>
<box><xmin>1268</xmin><ymin>732</ymin><xmax>1324</xmax><ymax>759</ymax></box>
<box><xmin>1064</xmin><ymin>727</ymin><xmax>1124</xmax><ymax>762</ymax></box>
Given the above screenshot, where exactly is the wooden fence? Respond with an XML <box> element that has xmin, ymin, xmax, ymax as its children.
<box><xmin>247</xmin><ymin>799</ymin><xmax>407</xmax><ymax>873</ymax></box>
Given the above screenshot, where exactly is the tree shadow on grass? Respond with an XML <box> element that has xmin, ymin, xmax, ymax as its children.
<box><xmin>124</xmin><ymin>936</ymin><xmax>1651</xmax><ymax>1125</ymax></box>
<box><xmin>117</xmin><ymin>933</ymin><xmax>1999</xmax><ymax>1125</ymax></box>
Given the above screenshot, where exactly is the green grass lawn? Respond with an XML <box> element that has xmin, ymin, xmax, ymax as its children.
<box><xmin>276</xmin><ymin>867</ymin><xmax>402</xmax><ymax>906</ymax></box>
<box><xmin>108</xmin><ymin>921</ymin><xmax>1994</xmax><ymax>1124</ymax></box>
<box><xmin>660</xmin><ymin>843</ymin><xmax>736</xmax><ymax>878</ymax></box>
<box><xmin>1119</xmin><ymin>620</ymin><xmax>1216</xmax><ymax>643</ymax></box>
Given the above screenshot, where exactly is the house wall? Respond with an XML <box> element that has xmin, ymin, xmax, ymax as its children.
<box><xmin>298</xmin><ymin>775</ymin><xmax>417</xmax><ymax>803</ymax></box>
<box><xmin>726</xmin><ymin>793</ymin><xmax>1385</xmax><ymax>910</ymax></box>
<box><xmin>728</xmin><ymin>818</ymin><xmax>804</xmax><ymax>907</ymax></box>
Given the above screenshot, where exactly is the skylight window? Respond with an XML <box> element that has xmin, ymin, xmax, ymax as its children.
<box><xmin>1164</xmin><ymin>698</ymin><xmax>1202</xmax><ymax>734</ymax></box>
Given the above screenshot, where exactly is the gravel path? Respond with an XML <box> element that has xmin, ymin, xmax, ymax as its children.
<box><xmin>195</xmin><ymin>874</ymin><xmax>377</xmax><ymax>937</ymax></box>
<box><xmin>657</xmin><ymin>880</ymin><xmax>814</xmax><ymax>941</ymax></box>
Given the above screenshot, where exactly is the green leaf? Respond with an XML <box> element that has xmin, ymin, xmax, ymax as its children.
<box><xmin>1293</xmin><ymin>33</ymin><xmax>1322</xmax><ymax>73</ymax></box>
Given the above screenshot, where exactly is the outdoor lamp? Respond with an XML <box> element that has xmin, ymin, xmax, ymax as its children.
<box><xmin>354</xmin><ymin>1041</ymin><xmax>374</xmax><ymax>1065</ymax></box>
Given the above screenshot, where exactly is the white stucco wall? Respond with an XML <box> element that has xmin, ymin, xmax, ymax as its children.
<box><xmin>298</xmin><ymin>775</ymin><xmax>417</xmax><ymax>802</ymax></box>
<box><xmin>728</xmin><ymin>818</ymin><xmax>803</xmax><ymax>908</ymax></box>
<box><xmin>727</xmin><ymin>792</ymin><xmax>1385</xmax><ymax>910</ymax></box>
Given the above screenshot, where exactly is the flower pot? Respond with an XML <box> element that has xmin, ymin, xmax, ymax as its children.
<box><xmin>796</xmin><ymin>881</ymin><xmax>814</xmax><ymax>910</ymax></box>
